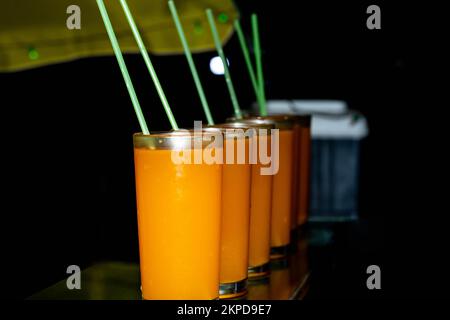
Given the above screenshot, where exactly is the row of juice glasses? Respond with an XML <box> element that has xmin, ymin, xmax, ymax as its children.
<box><xmin>133</xmin><ymin>115</ymin><xmax>311</xmax><ymax>300</ymax></box>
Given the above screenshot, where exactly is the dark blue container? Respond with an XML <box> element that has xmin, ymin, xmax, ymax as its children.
<box><xmin>309</xmin><ymin>139</ymin><xmax>360</xmax><ymax>222</ymax></box>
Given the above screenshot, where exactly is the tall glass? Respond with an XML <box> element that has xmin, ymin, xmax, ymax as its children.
<box><xmin>238</xmin><ymin>116</ymin><xmax>295</xmax><ymax>259</ymax></box>
<box><xmin>221</xmin><ymin>121</ymin><xmax>275</xmax><ymax>279</ymax></box>
<box><xmin>133</xmin><ymin>131</ymin><xmax>223</xmax><ymax>300</ymax></box>
<box><xmin>205</xmin><ymin>126</ymin><xmax>252</xmax><ymax>299</ymax></box>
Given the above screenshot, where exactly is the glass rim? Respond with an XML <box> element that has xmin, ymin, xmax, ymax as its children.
<box><xmin>240</xmin><ymin>110</ymin><xmax>311</xmax><ymax>126</ymax></box>
<box><xmin>201</xmin><ymin>127</ymin><xmax>253</xmax><ymax>140</ymax></box>
<box><xmin>133</xmin><ymin>130</ymin><xmax>223</xmax><ymax>150</ymax></box>
<box><xmin>227</xmin><ymin>116</ymin><xmax>294</xmax><ymax>130</ymax></box>
<box><xmin>211</xmin><ymin>121</ymin><xmax>275</xmax><ymax>130</ymax></box>
<box><xmin>267</xmin><ymin>114</ymin><xmax>311</xmax><ymax>127</ymax></box>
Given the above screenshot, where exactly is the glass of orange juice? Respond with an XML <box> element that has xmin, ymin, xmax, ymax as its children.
<box><xmin>241</xmin><ymin>116</ymin><xmax>295</xmax><ymax>259</ymax></box>
<box><xmin>275</xmin><ymin>115</ymin><xmax>313</xmax><ymax>232</ymax></box>
<box><xmin>224</xmin><ymin>120</ymin><xmax>275</xmax><ymax>279</ymax></box>
<box><xmin>133</xmin><ymin>131</ymin><xmax>223</xmax><ymax>300</ymax></box>
<box><xmin>204</xmin><ymin>126</ymin><xmax>252</xmax><ymax>299</ymax></box>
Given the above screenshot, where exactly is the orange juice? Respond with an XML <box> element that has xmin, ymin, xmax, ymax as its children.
<box><xmin>133</xmin><ymin>132</ymin><xmax>222</xmax><ymax>300</ymax></box>
<box><xmin>238</xmin><ymin>116</ymin><xmax>295</xmax><ymax>259</ymax></box>
<box><xmin>283</xmin><ymin>115</ymin><xmax>312</xmax><ymax>231</ymax></box>
<box><xmin>223</xmin><ymin>121</ymin><xmax>275</xmax><ymax>279</ymax></box>
<box><xmin>248</xmin><ymin>132</ymin><xmax>273</xmax><ymax>274</ymax></box>
<box><xmin>270</xmin><ymin>128</ymin><xmax>294</xmax><ymax>255</ymax></box>
<box><xmin>259</xmin><ymin>115</ymin><xmax>304</xmax><ymax>233</ymax></box>
<box><xmin>297</xmin><ymin>119</ymin><xmax>312</xmax><ymax>226</ymax></box>
<box><xmin>207</xmin><ymin>127</ymin><xmax>251</xmax><ymax>299</ymax></box>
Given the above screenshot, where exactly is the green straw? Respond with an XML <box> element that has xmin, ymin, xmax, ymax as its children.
<box><xmin>234</xmin><ymin>19</ymin><xmax>265</xmax><ymax>115</ymax></box>
<box><xmin>206</xmin><ymin>9</ymin><xmax>242</xmax><ymax>119</ymax></box>
<box><xmin>168</xmin><ymin>0</ymin><xmax>214</xmax><ymax>125</ymax></box>
<box><xmin>95</xmin><ymin>0</ymin><xmax>149</xmax><ymax>134</ymax></box>
<box><xmin>251</xmin><ymin>14</ymin><xmax>267</xmax><ymax>116</ymax></box>
<box><xmin>119</xmin><ymin>0</ymin><xmax>178</xmax><ymax>130</ymax></box>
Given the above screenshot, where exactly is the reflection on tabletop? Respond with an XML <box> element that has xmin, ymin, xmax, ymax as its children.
<box><xmin>29</xmin><ymin>233</ymin><xmax>310</xmax><ymax>300</ymax></box>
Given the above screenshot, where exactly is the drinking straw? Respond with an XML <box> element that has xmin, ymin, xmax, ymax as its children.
<box><xmin>95</xmin><ymin>0</ymin><xmax>149</xmax><ymax>134</ymax></box>
<box><xmin>251</xmin><ymin>14</ymin><xmax>268</xmax><ymax>116</ymax></box>
<box><xmin>206</xmin><ymin>9</ymin><xmax>243</xmax><ymax>119</ymax></box>
<box><xmin>119</xmin><ymin>0</ymin><xmax>179</xmax><ymax>130</ymax></box>
<box><xmin>234</xmin><ymin>19</ymin><xmax>265</xmax><ymax>115</ymax></box>
<box><xmin>168</xmin><ymin>0</ymin><xmax>214</xmax><ymax>125</ymax></box>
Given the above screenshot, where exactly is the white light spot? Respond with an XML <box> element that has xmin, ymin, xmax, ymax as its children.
<box><xmin>209</xmin><ymin>56</ymin><xmax>229</xmax><ymax>75</ymax></box>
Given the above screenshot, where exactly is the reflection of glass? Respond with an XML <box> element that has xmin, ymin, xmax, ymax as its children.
<box><xmin>133</xmin><ymin>132</ymin><xmax>223</xmax><ymax>300</ymax></box>
<box><xmin>289</xmin><ymin>234</ymin><xmax>310</xmax><ymax>297</ymax></box>
<box><xmin>247</xmin><ymin>277</ymin><xmax>270</xmax><ymax>300</ymax></box>
<box><xmin>269</xmin><ymin>259</ymin><xmax>291</xmax><ymax>300</ymax></box>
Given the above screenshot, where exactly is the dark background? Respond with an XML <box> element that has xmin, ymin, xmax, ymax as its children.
<box><xmin>1</xmin><ymin>0</ymin><xmax>438</xmax><ymax>299</ymax></box>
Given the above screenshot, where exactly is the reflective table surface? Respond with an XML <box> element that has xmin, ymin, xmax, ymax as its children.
<box><xmin>29</xmin><ymin>233</ymin><xmax>310</xmax><ymax>300</ymax></box>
